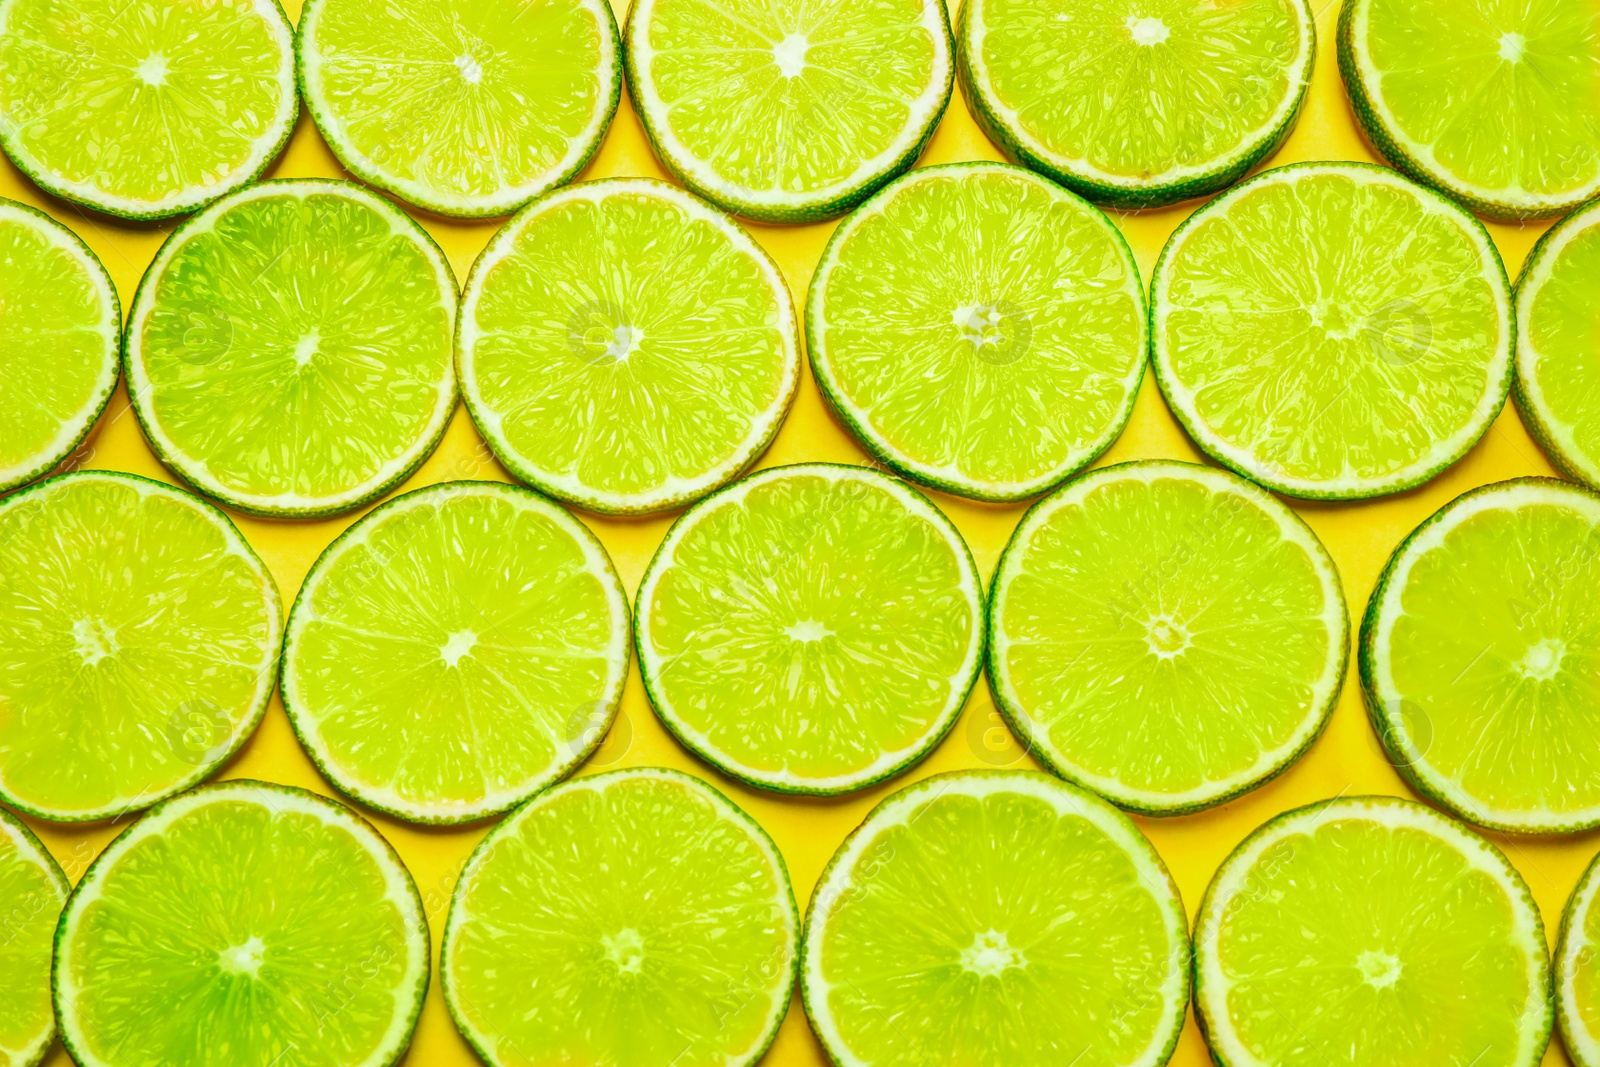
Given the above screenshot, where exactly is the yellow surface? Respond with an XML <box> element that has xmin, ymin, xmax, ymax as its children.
<box><xmin>6</xmin><ymin>2</ymin><xmax>1594</xmax><ymax>1065</ymax></box>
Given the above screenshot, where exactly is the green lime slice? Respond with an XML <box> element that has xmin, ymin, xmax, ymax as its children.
<box><xmin>1151</xmin><ymin>162</ymin><xmax>1513</xmax><ymax>500</ymax></box>
<box><xmin>0</xmin><ymin>808</ymin><xmax>68</xmax><ymax>1067</ymax></box>
<box><xmin>1195</xmin><ymin>796</ymin><xmax>1552</xmax><ymax>1067</ymax></box>
<box><xmin>0</xmin><ymin>472</ymin><xmax>282</xmax><ymax>822</ymax></box>
<box><xmin>442</xmin><ymin>767</ymin><xmax>797</xmax><ymax>1067</ymax></box>
<box><xmin>0</xmin><ymin>0</ymin><xmax>296</xmax><ymax>220</ymax></box>
<box><xmin>1361</xmin><ymin>477</ymin><xmax>1600</xmax><ymax>834</ymax></box>
<box><xmin>1339</xmin><ymin>0</ymin><xmax>1600</xmax><ymax>220</ymax></box>
<box><xmin>623</xmin><ymin>0</ymin><xmax>953</xmax><ymax>222</ymax></box>
<box><xmin>125</xmin><ymin>180</ymin><xmax>457</xmax><ymax>518</ymax></box>
<box><xmin>298</xmin><ymin>0</ymin><xmax>622</xmax><ymax>219</ymax></box>
<box><xmin>959</xmin><ymin>0</ymin><xmax>1315</xmax><ymax>209</ymax></box>
<box><xmin>802</xmin><ymin>771</ymin><xmax>1189</xmax><ymax>1067</ymax></box>
<box><xmin>54</xmin><ymin>780</ymin><xmax>429</xmax><ymax>1067</ymax></box>
<box><xmin>459</xmin><ymin>179</ymin><xmax>799</xmax><ymax>514</ymax></box>
<box><xmin>636</xmin><ymin>464</ymin><xmax>983</xmax><ymax>794</ymax></box>
<box><xmin>0</xmin><ymin>197</ymin><xmax>120</xmax><ymax>493</ymax></box>
<box><xmin>1558</xmin><ymin>851</ymin><xmax>1600</xmax><ymax>1067</ymax></box>
<box><xmin>808</xmin><ymin>162</ymin><xmax>1146</xmax><ymax>501</ymax></box>
<box><xmin>989</xmin><ymin>461</ymin><xmax>1347</xmax><ymax>814</ymax></box>
<box><xmin>282</xmin><ymin>480</ymin><xmax>631</xmax><ymax>824</ymax></box>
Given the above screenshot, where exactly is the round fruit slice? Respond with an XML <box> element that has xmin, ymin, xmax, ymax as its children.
<box><xmin>0</xmin><ymin>472</ymin><xmax>282</xmax><ymax>822</ymax></box>
<box><xmin>1151</xmin><ymin>162</ymin><xmax>1512</xmax><ymax>500</ymax></box>
<box><xmin>0</xmin><ymin>197</ymin><xmax>119</xmax><ymax>493</ymax></box>
<box><xmin>298</xmin><ymin>0</ymin><xmax>622</xmax><ymax>219</ymax></box>
<box><xmin>1362</xmin><ymin>478</ymin><xmax>1600</xmax><ymax>834</ymax></box>
<box><xmin>1339</xmin><ymin>0</ymin><xmax>1600</xmax><ymax>220</ymax></box>
<box><xmin>624</xmin><ymin>0</ymin><xmax>953</xmax><ymax>223</ymax></box>
<box><xmin>459</xmin><ymin>179</ymin><xmax>799</xmax><ymax>514</ymax></box>
<box><xmin>442</xmin><ymin>767</ymin><xmax>797</xmax><ymax>1067</ymax></box>
<box><xmin>125</xmin><ymin>180</ymin><xmax>457</xmax><ymax>518</ymax></box>
<box><xmin>54</xmin><ymin>780</ymin><xmax>429</xmax><ymax>1067</ymax></box>
<box><xmin>282</xmin><ymin>480</ymin><xmax>631</xmax><ymax>824</ymax></box>
<box><xmin>637</xmin><ymin>464</ymin><xmax>983</xmax><ymax>794</ymax></box>
<box><xmin>959</xmin><ymin>0</ymin><xmax>1315</xmax><ymax>209</ymax></box>
<box><xmin>808</xmin><ymin>162</ymin><xmax>1145</xmax><ymax>501</ymax></box>
<box><xmin>0</xmin><ymin>808</ymin><xmax>68</xmax><ymax>1067</ymax></box>
<box><xmin>989</xmin><ymin>461</ymin><xmax>1347</xmax><ymax>814</ymax></box>
<box><xmin>1195</xmin><ymin>796</ymin><xmax>1552</xmax><ymax>1067</ymax></box>
<box><xmin>1558</xmin><ymin>850</ymin><xmax>1600</xmax><ymax>1067</ymax></box>
<box><xmin>0</xmin><ymin>0</ymin><xmax>296</xmax><ymax>220</ymax></box>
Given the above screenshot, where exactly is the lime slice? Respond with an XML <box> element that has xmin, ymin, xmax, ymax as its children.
<box><xmin>1558</xmin><ymin>851</ymin><xmax>1600</xmax><ymax>1067</ymax></box>
<box><xmin>282</xmin><ymin>480</ymin><xmax>631</xmax><ymax>824</ymax></box>
<box><xmin>1339</xmin><ymin>0</ymin><xmax>1600</xmax><ymax>220</ymax></box>
<box><xmin>298</xmin><ymin>0</ymin><xmax>622</xmax><ymax>219</ymax></box>
<box><xmin>1361</xmin><ymin>477</ymin><xmax>1600</xmax><ymax>834</ymax></box>
<box><xmin>1195</xmin><ymin>796</ymin><xmax>1552</xmax><ymax>1067</ymax></box>
<box><xmin>989</xmin><ymin>461</ymin><xmax>1347</xmax><ymax>814</ymax></box>
<box><xmin>442</xmin><ymin>767</ymin><xmax>797</xmax><ymax>1067</ymax></box>
<box><xmin>54</xmin><ymin>780</ymin><xmax>429</xmax><ymax>1067</ymax></box>
<box><xmin>0</xmin><ymin>808</ymin><xmax>68</xmax><ymax>1067</ymax></box>
<box><xmin>0</xmin><ymin>197</ymin><xmax>120</xmax><ymax>493</ymax></box>
<box><xmin>0</xmin><ymin>0</ymin><xmax>296</xmax><ymax>220</ymax></box>
<box><xmin>623</xmin><ymin>0</ymin><xmax>953</xmax><ymax>222</ymax></box>
<box><xmin>636</xmin><ymin>464</ymin><xmax>983</xmax><ymax>794</ymax></box>
<box><xmin>1151</xmin><ymin>161</ymin><xmax>1512</xmax><ymax>500</ymax></box>
<box><xmin>808</xmin><ymin>162</ymin><xmax>1146</xmax><ymax>501</ymax></box>
<box><xmin>125</xmin><ymin>180</ymin><xmax>457</xmax><ymax>518</ymax></box>
<box><xmin>459</xmin><ymin>179</ymin><xmax>799</xmax><ymax>514</ymax></box>
<box><xmin>959</xmin><ymin>0</ymin><xmax>1315</xmax><ymax>209</ymax></box>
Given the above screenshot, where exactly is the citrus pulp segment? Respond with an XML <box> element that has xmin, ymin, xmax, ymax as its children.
<box><xmin>0</xmin><ymin>808</ymin><xmax>68</xmax><ymax>1067</ymax></box>
<box><xmin>0</xmin><ymin>471</ymin><xmax>282</xmax><ymax>822</ymax></box>
<box><xmin>1558</xmin><ymin>851</ymin><xmax>1600</xmax><ymax>1067</ymax></box>
<box><xmin>441</xmin><ymin>767</ymin><xmax>797</xmax><ymax>1067</ymax></box>
<box><xmin>125</xmin><ymin>180</ymin><xmax>457</xmax><ymax>518</ymax></box>
<box><xmin>1151</xmin><ymin>162</ymin><xmax>1513</xmax><ymax>499</ymax></box>
<box><xmin>808</xmin><ymin>162</ymin><xmax>1146</xmax><ymax>501</ymax></box>
<box><xmin>458</xmin><ymin>179</ymin><xmax>799</xmax><ymax>514</ymax></box>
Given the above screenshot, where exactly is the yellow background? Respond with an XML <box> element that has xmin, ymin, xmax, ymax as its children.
<box><xmin>7</xmin><ymin>1</ymin><xmax>1593</xmax><ymax>1064</ymax></box>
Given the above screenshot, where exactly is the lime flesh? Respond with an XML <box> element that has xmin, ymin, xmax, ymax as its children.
<box><xmin>0</xmin><ymin>809</ymin><xmax>68</xmax><ymax>1067</ymax></box>
<box><xmin>1559</xmin><ymin>852</ymin><xmax>1600</xmax><ymax>1067</ymax></box>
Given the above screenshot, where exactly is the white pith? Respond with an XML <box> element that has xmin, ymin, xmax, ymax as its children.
<box><xmin>1560</xmin><ymin>857</ymin><xmax>1600</xmax><ymax>1067</ymax></box>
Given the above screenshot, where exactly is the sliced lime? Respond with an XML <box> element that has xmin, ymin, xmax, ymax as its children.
<box><xmin>1559</xmin><ymin>850</ymin><xmax>1600</xmax><ymax>1067</ymax></box>
<box><xmin>125</xmin><ymin>180</ymin><xmax>457</xmax><ymax>518</ymax></box>
<box><xmin>1151</xmin><ymin>162</ymin><xmax>1512</xmax><ymax>500</ymax></box>
<box><xmin>0</xmin><ymin>808</ymin><xmax>67</xmax><ymax>1067</ymax></box>
<box><xmin>808</xmin><ymin>162</ymin><xmax>1145</xmax><ymax>501</ymax></box>
<box><xmin>459</xmin><ymin>179</ymin><xmax>799</xmax><ymax>514</ymax></box>
<box><xmin>442</xmin><ymin>767</ymin><xmax>797</xmax><ymax>1067</ymax></box>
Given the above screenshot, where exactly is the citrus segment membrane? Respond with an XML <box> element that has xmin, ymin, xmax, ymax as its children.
<box><xmin>1559</xmin><ymin>851</ymin><xmax>1600</xmax><ymax>1067</ymax></box>
<box><xmin>0</xmin><ymin>809</ymin><xmax>68</xmax><ymax>1067</ymax></box>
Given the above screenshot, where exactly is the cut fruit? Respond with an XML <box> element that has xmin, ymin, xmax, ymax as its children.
<box><xmin>1194</xmin><ymin>796</ymin><xmax>1552</xmax><ymax>1067</ymax></box>
<box><xmin>989</xmin><ymin>461</ymin><xmax>1347</xmax><ymax>814</ymax></box>
<box><xmin>0</xmin><ymin>197</ymin><xmax>120</xmax><ymax>493</ymax></box>
<box><xmin>442</xmin><ymin>767</ymin><xmax>797</xmax><ymax>1067</ymax></box>
<box><xmin>282</xmin><ymin>480</ymin><xmax>631</xmax><ymax>824</ymax></box>
<box><xmin>808</xmin><ymin>162</ymin><xmax>1146</xmax><ymax>501</ymax></box>
<box><xmin>125</xmin><ymin>180</ymin><xmax>457</xmax><ymax>518</ymax></box>
<box><xmin>54</xmin><ymin>780</ymin><xmax>429</xmax><ymax>1067</ymax></box>
<box><xmin>0</xmin><ymin>471</ymin><xmax>282</xmax><ymax>822</ymax></box>
<box><xmin>1558</xmin><ymin>850</ymin><xmax>1600</xmax><ymax>1067</ymax></box>
<box><xmin>1361</xmin><ymin>477</ymin><xmax>1600</xmax><ymax>834</ymax></box>
<box><xmin>636</xmin><ymin>464</ymin><xmax>983</xmax><ymax>794</ymax></box>
<box><xmin>959</xmin><ymin>0</ymin><xmax>1315</xmax><ymax>209</ymax></box>
<box><xmin>1151</xmin><ymin>161</ymin><xmax>1512</xmax><ymax>500</ymax></box>
<box><xmin>298</xmin><ymin>0</ymin><xmax>622</xmax><ymax>219</ymax></box>
<box><xmin>458</xmin><ymin>179</ymin><xmax>799</xmax><ymax>514</ymax></box>
<box><xmin>624</xmin><ymin>0</ymin><xmax>953</xmax><ymax>222</ymax></box>
<box><xmin>0</xmin><ymin>807</ymin><xmax>68</xmax><ymax>1067</ymax></box>
<box><xmin>802</xmin><ymin>770</ymin><xmax>1189</xmax><ymax>1067</ymax></box>
<box><xmin>0</xmin><ymin>0</ymin><xmax>296</xmax><ymax>220</ymax></box>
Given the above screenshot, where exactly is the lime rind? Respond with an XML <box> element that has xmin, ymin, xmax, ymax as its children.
<box><xmin>0</xmin><ymin>806</ymin><xmax>68</xmax><ymax>1067</ymax></box>
<box><xmin>1558</xmin><ymin>850</ymin><xmax>1600</xmax><ymax>1067</ymax></box>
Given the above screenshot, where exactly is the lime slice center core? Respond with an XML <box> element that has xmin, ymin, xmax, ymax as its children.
<box><xmin>1128</xmin><ymin>16</ymin><xmax>1170</xmax><ymax>46</ymax></box>
<box><xmin>1356</xmin><ymin>949</ymin><xmax>1403</xmax><ymax>990</ymax></box>
<box><xmin>217</xmin><ymin>937</ymin><xmax>266</xmax><ymax>978</ymax></box>
<box><xmin>959</xmin><ymin>930</ymin><xmax>1025</xmax><ymax>977</ymax></box>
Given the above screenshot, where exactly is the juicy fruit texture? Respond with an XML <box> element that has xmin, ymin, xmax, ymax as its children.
<box><xmin>1195</xmin><ymin>797</ymin><xmax>1552</xmax><ymax>1067</ymax></box>
<box><xmin>989</xmin><ymin>462</ymin><xmax>1347</xmax><ymax>814</ymax></box>
<box><xmin>803</xmin><ymin>772</ymin><xmax>1190</xmax><ymax>1067</ymax></box>
<box><xmin>636</xmin><ymin>465</ymin><xmax>983</xmax><ymax>794</ymax></box>
<box><xmin>1362</xmin><ymin>478</ymin><xmax>1600</xmax><ymax>833</ymax></box>
<box><xmin>808</xmin><ymin>163</ymin><xmax>1145</xmax><ymax>500</ymax></box>
<box><xmin>125</xmin><ymin>181</ymin><xmax>457</xmax><ymax>517</ymax></box>
<box><xmin>54</xmin><ymin>782</ymin><xmax>429</xmax><ymax>1067</ymax></box>
<box><xmin>0</xmin><ymin>472</ymin><xmax>281</xmax><ymax>822</ymax></box>
<box><xmin>298</xmin><ymin>0</ymin><xmax>621</xmax><ymax>218</ymax></box>
<box><xmin>1559</xmin><ymin>852</ymin><xmax>1600</xmax><ymax>1067</ymax></box>
<box><xmin>0</xmin><ymin>0</ymin><xmax>296</xmax><ymax>219</ymax></box>
<box><xmin>1152</xmin><ymin>162</ymin><xmax>1512</xmax><ymax>499</ymax></box>
<box><xmin>0</xmin><ymin>810</ymin><xmax>68</xmax><ymax>1067</ymax></box>
<box><xmin>282</xmin><ymin>481</ymin><xmax>631</xmax><ymax>824</ymax></box>
<box><xmin>442</xmin><ymin>768</ymin><xmax>797</xmax><ymax>1067</ymax></box>
<box><xmin>459</xmin><ymin>179</ymin><xmax>799</xmax><ymax>514</ymax></box>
